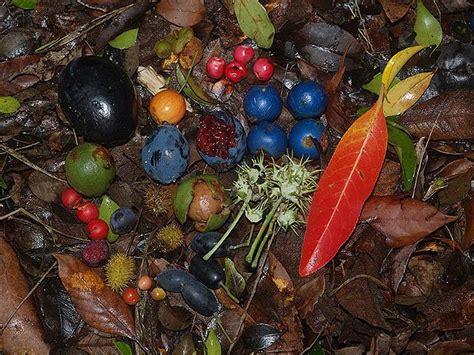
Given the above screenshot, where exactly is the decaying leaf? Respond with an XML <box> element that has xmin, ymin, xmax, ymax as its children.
<box><xmin>54</xmin><ymin>254</ymin><xmax>137</xmax><ymax>340</ymax></box>
<box><xmin>378</xmin><ymin>0</ymin><xmax>410</xmax><ymax>23</ymax></box>
<box><xmin>399</xmin><ymin>90</ymin><xmax>474</xmax><ymax>140</ymax></box>
<box><xmin>461</xmin><ymin>192</ymin><xmax>474</xmax><ymax>250</ymax></box>
<box><xmin>360</xmin><ymin>196</ymin><xmax>458</xmax><ymax>247</ymax></box>
<box><xmin>242</xmin><ymin>324</ymin><xmax>282</xmax><ymax>351</ymax></box>
<box><xmin>0</xmin><ymin>236</ymin><xmax>50</xmax><ymax>354</ymax></box>
<box><xmin>295</xmin><ymin>275</ymin><xmax>325</xmax><ymax>320</ymax></box>
<box><xmin>234</xmin><ymin>0</ymin><xmax>275</xmax><ymax>49</ymax></box>
<box><xmin>156</xmin><ymin>0</ymin><xmax>206</xmax><ymax>27</ymax></box>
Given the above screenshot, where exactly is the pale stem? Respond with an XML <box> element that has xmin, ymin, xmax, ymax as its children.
<box><xmin>251</xmin><ymin>219</ymin><xmax>277</xmax><ymax>269</ymax></box>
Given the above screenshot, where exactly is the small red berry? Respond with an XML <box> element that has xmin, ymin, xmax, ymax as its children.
<box><xmin>76</xmin><ymin>201</ymin><xmax>99</xmax><ymax>224</ymax></box>
<box><xmin>233</xmin><ymin>45</ymin><xmax>254</xmax><ymax>65</ymax></box>
<box><xmin>86</xmin><ymin>219</ymin><xmax>109</xmax><ymax>240</ymax></box>
<box><xmin>206</xmin><ymin>56</ymin><xmax>226</xmax><ymax>80</ymax></box>
<box><xmin>122</xmin><ymin>287</ymin><xmax>140</xmax><ymax>305</ymax></box>
<box><xmin>225</xmin><ymin>61</ymin><xmax>248</xmax><ymax>83</ymax></box>
<box><xmin>253</xmin><ymin>57</ymin><xmax>274</xmax><ymax>81</ymax></box>
<box><xmin>61</xmin><ymin>187</ymin><xmax>83</xmax><ymax>209</ymax></box>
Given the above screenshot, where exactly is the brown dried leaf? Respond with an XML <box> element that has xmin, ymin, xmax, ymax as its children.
<box><xmin>0</xmin><ymin>237</ymin><xmax>50</xmax><ymax>354</ymax></box>
<box><xmin>436</xmin><ymin>159</ymin><xmax>474</xmax><ymax>180</ymax></box>
<box><xmin>179</xmin><ymin>36</ymin><xmax>203</xmax><ymax>69</ymax></box>
<box><xmin>373</xmin><ymin>159</ymin><xmax>401</xmax><ymax>196</ymax></box>
<box><xmin>54</xmin><ymin>254</ymin><xmax>136</xmax><ymax>340</ymax></box>
<box><xmin>461</xmin><ymin>192</ymin><xmax>474</xmax><ymax>250</ymax></box>
<box><xmin>378</xmin><ymin>0</ymin><xmax>410</xmax><ymax>23</ymax></box>
<box><xmin>156</xmin><ymin>0</ymin><xmax>206</xmax><ymax>27</ymax></box>
<box><xmin>360</xmin><ymin>196</ymin><xmax>458</xmax><ymax>247</ymax></box>
<box><xmin>399</xmin><ymin>90</ymin><xmax>474</xmax><ymax>140</ymax></box>
<box><xmin>295</xmin><ymin>275</ymin><xmax>325</xmax><ymax>320</ymax></box>
<box><xmin>27</xmin><ymin>171</ymin><xmax>68</xmax><ymax>203</ymax></box>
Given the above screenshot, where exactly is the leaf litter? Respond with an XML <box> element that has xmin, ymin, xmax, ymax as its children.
<box><xmin>0</xmin><ymin>0</ymin><xmax>473</xmax><ymax>353</ymax></box>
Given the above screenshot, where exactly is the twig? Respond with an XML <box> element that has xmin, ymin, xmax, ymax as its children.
<box><xmin>0</xmin><ymin>261</ymin><xmax>57</xmax><ymax>334</ymax></box>
<box><xmin>327</xmin><ymin>274</ymin><xmax>389</xmax><ymax>297</ymax></box>
<box><xmin>0</xmin><ymin>142</ymin><xmax>40</xmax><ymax>155</ymax></box>
<box><xmin>35</xmin><ymin>3</ymin><xmax>135</xmax><ymax>53</ymax></box>
<box><xmin>0</xmin><ymin>144</ymin><xmax>66</xmax><ymax>184</ymax></box>
<box><xmin>0</xmin><ymin>208</ymin><xmax>88</xmax><ymax>242</ymax></box>
<box><xmin>77</xmin><ymin>0</ymin><xmax>107</xmax><ymax>12</ymax></box>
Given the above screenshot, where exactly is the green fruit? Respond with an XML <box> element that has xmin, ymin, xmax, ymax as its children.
<box><xmin>174</xmin><ymin>174</ymin><xmax>230</xmax><ymax>232</ymax></box>
<box><xmin>65</xmin><ymin>143</ymin><xmax>115</xmax><ymax>197</ymax></box>
<box><xmin>155</xmin><ymin>40</ymin><xmax>172</xmax><ymax>59</ymax></box>
<box><xmin>174</xmin><ymin>27</ymin><xmax>193</xmax><ymax>53</ymax></box>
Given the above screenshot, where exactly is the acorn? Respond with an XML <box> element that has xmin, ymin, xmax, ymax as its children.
<box><xmin>105</xmin><ymin>252</ymin><xmax>135</xmax><ymax>290</ymax></box>
<box><xmin>156</xmin><ymin>223</ymin><xmax>184</xmax><ymax>253</ymax></box>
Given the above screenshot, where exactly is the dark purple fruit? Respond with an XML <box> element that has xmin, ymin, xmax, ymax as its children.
<box><xmin>191</xmin><ymin>232</ymin><xmax>231</xmax><ymax>257</ymax></box>
<box><xmin>190</xmin><ymin>255</ymin><xmax>225</xmax><ymax>289</ymax></box>
<box><xmin>155</xmin><ymin>269</ymin><xmax>196</xmax><ymax>292</ymax></box>
<box><xmin>181</xmin><ymin>279</ymin><xmax>219</xmax><ymax>316</ymax></box>
<box><xmin>58</xmin><ymin>56</ymin><xmax>137</xmax><ymax>147</ymax></box>
<box><xmin>110</xmin><ymin>208</ymin><xmax>137</xmax><ymax>234</ymax></box>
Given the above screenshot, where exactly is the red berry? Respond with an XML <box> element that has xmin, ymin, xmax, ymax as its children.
<box><xmin>122</xmin><ymin>287</ymin><xmax>140</xmax><ymax>305</ymax></box>
<box><xmin>225</xmin><ymin>61</ymin><xmax>248</xmax><ymax>83</ymax></box>
<box><xmin>233</xmin><ymin>45</ymin><xmax>254</xmax><ymax>65</ymax></box>
<box><xmin>253</xmin><ymin>57</ymin><xmax>274</xmax><ymax>81</ymax></box>
<box><xmin>61</xmin><ymin>187</ymin><xmax>83</xmax><ymax>209</ymax></box>
<box><xmin>86</xmin><ymin>219</ymin><xmax>109</xmax><ymax>240</ymax></box>
<box><xmin>76</xmin><ymin>201</ymin><xmax>99</xmax><ymax>223</ymax></box>
<box><xmin>81</xmin><ymin>240</ymin><xmax>109</xmax><ymax>267</ymax></box>
<box><xmin>206</xmin><ymin>56</ymin><xmax>226</xmax><ymax>80</ymax></box>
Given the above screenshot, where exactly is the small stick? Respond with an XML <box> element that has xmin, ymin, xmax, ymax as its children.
<box><xmin>0</xmin><ymin>142</ymin><xmax>40</xmax><ymax>155</ymax></box>
<box><xmin>0</xmin><ymin>261</ymin><xmax>57</xmax><ymax>334</ymax></box>
<box><xmin>0</xmin><ymin>208</ymin><xmax>88</xmax><ymax>242</ymax></box>
<box><xmin>0</xmin><ymin>144</ymin><xmax>66</xmax><ymax>184</ymax></box>
<box><xmin>327</xmin><ymin>274</ymin><xmax>389</xmax><ymax>297</ymax></box>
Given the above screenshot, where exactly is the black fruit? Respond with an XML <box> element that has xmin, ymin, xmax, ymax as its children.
<box><xmin>181</xmin><ymin>279</ymin><xmax>219</xmax><ymax>317</ymax></box>
<box><xmin>189</xmin><ymin>255</ymin><xmax>224</xmax><ymax>290</ymax></box>
<box><xmin>155</xmin><ymin>269</ymin><xmax>196</xmax><ymax>292</ymax></box>
<box><xmin>191</xmin><ymin>232</ymin><xmax>231</xmax><ymax>257</ymax></box>
<box><xmin>58</xmin><ymin>56</ymin><xmax>137</xmax><ymax>147</ymax></box>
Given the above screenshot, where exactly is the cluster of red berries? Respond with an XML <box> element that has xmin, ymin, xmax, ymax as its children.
<box><xmin>122</xmin><ymin>275</ymin><xmax>167</xmax><ymax>306</ymax></box>
<box><xmin>206</xmin><ymin>45</ymin><xmax>274</xmax><ymax>83</ymax></box>
<box><xmin>61</xmin><ymin>187</ymin><xmax>109</xmax><ymax>240</ymax></box>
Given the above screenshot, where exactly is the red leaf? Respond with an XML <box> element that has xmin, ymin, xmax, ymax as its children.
<box><xmin>299</xmin><ymin>98</ymin><xmax>387</xmax><ymax>276</ymax></box>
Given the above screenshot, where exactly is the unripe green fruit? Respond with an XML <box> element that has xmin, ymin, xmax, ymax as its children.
<box><xmin>65</xmin><ymin>143</ymin><xmax>115</xmax><ymax>197</ymax></box>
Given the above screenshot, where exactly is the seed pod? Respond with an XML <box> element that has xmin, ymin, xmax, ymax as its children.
<box><xmin>191</xmin><ymin>232</ymin><xmax>231</xmax><ymax>257</ymax></box>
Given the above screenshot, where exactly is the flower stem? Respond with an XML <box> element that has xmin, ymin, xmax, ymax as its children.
<box><xmin>245</xmin><ymin>198</ymin><xmax>282</xmax><ymax>264</ymax></box>
<box><xmin>203</xmin><ymin>195</ymin><xmax>251</xmax><ymax>261</ymax></box>
<box><xmin>220</xmin><ymin>282</ymin><xmax>241</xmax><ymax>304</ymax></box>
<box><xmin>251</xmin><ymin>221</ymin><xmax>277</xmax><ymax>268</ymax></box>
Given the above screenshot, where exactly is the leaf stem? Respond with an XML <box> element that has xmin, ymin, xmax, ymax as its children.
<box><xmin>245</xmin><ymin>198</ymin><xmax>282</xmax><ymax>264</ymax></box>
<box><xmin>219</xmin><ymin>282</ymin><xmax>240</xmax><ymax>304</ymax></box>
<box><xmin>203</xmin><ymin>195</ymin><xmax>252</xmax><ymax>261</ymax></box>
<box><xmin>251</xmin><ymin>218</ymin><xmax>277</xmax><ymax>268</ymax></box>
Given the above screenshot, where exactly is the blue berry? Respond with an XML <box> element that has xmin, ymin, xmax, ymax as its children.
<box><xmin>247</xmin><ymin>122</ymin><xmax>287</xmax><ymax>159</ymax></box>
<box><xmin>243</xmin><ymin>85</ymin><xmax>282</xmax><ymax>123</ymax></box>
<box><xmin>110</xmin><ymin>208</ymin><xmax>137</xmax><ymax>234</ymax></box>
<box><xmin>287</xmin><ymin>80</ymin><xmax>328</xmax><ymax>119</ymax></box>
<box><xmin>289</xmin><ymin>119</ymin><xmax>325</xmax><ymax>159</ymax></box>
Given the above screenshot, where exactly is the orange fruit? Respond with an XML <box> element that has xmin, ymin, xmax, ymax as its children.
<box><xmin>149</xmin><ymin>89</ymin><xmax>186</xmax><ymax>124</ymax></box>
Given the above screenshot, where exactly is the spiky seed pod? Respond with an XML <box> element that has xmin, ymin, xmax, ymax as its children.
<box><xmin>105</xmin><ymin>252</ymin><xmax>135</xmax><ymax>290</ymax></box>
<box><xmin>143</xmin><ymin>183</ymin><xmax>174</xmax><ymax>218</ymax></box>
<box><xmin>156</xmin><ymin>223</ymin><xmax>184</xmax><ymax>253</ymax></box>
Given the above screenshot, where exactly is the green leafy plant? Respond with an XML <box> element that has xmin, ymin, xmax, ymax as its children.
<box><xmin>11</xmin><ymin>0</ymin><xmax>37</xmax><ymax>10</ymax></box>
<box><xmin>414</xmin><ymin>0</ymin><xmax>442</xmax><ymax>47</ymax></box>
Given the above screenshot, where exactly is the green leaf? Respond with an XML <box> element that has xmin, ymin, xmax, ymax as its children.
<box><xmin>355</xmin><ymin>106</ymin><xmax>371</xmax><ymax>117</ymax></box>
<box><xmin>176</xmin><ymin>66</ymin><xmax>217</xmax><ymax>106</ymax></box>
<box><xmin>362</xmin><ymin>73</ymin><xmax>400</xmax><ymax>95</ymax></box>
<box><xmin>234</xmin><ymin>0</ymin><xmax>275</xmax><ymax>49</ymax></box>
<box><xmin>0</xmin><ymin>176</ymin><xmax>7</xmax><ymax>190</ymax></box>
<box><xmin>112</xmin><ymin>339</ymin><xmax>133</xmax><ymax>355</ymax></box>
<box><xmin>0</xmin><ymin>96</ymin><xmax>21</xmax><ymax>114</ymax></box>
<box><xmin>11</xmin><ymin>0</ymin><xmax>37</xmax><ymax>10</ymax></box>
<box><xmin>414</xmin><ymin>0</ymin><xmax>442</xmax><ymax>47</ymax></box>
<box><xmin>205</xmin><ymin>329</ymin><xmax>222</xmax><ymax>355</ymax></box>
<box><xmin>108</xmin><ymin>28</ymin><xmax>139</xmax><ymax>50</ymax></box>
<box><xmin>387</xmin><ymin>125</ymin><xmax>417</xmax><ymax>191</ymax></box>
<box><xmin>99</xmin><ymin>195</ymin><xmax>120</xmax><ymax>242</ymax></box>
<box><xmin>224</xmin><ymin>257</ymin><xmax>246</xmax><ymax>298</ymax></box>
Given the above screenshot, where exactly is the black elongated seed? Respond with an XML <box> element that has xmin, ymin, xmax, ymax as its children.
<box><xmin>191</xmin><ymin>232</ymin><xmax>231</xmax><ymax>257</ymax></box>
<box><xmin>181</xmin><ymin>280</ymin><xmax>219</xmax><ymax>317</ymax></box>
<box><xmin>155</xmin><ymin>269</ymin><xmax>196</xmax><ymax>292</ymax></box>
<box><xmin>190</xmin><ymin>255</ymin><xmax>225</xmax><ymax>289</ymax></box>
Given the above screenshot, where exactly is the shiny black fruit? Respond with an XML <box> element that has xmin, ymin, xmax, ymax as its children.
<box><xmin>191</xmin><ymin>232</ymin><xmax>231</xmax><ymax>257</ymax></box>
<box><xmin>155</xmin><ymin>269</ymin><xmax>196</xmax><ymax>292</ymax></box>
<box><xmin>181</xmin><ymin>279</ymin><xmax>219</xmax><ymax>316</ymax></box>
<box><xmin>190</xmin><ymin>255</ymin><xmax>224</xmax><ymax>289</ymax></box>
<box><xmin>58</xmin><ymin>56</ymin><xmax>137</xmax><ymax>147</ymax></box>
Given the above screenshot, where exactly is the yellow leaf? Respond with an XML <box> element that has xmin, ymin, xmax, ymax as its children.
<box><xmin>381</xmin><ymin>46</ymin><xmax>427</xmax><ymax>89</ymax></box>
<box><xmin>383</xmin><ymin>72</ymin><xmax>434</xmax><ymax>116</ymax></box>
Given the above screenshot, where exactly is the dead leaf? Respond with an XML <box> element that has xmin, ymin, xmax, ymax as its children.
<box><xmin>461</xmin><ymin>192</ymin><xmax>474</xmax><ymax>250</ymax></box>
<box><xmin>54</xmin><ymin>254</ymin><xmax>137</xmax><ymax>340</ymax></box>
<box><xmin>428</xmin><ymin>340</ymin><xmax>474</xmax><ymax>354</ymax></box>
<box><xmin>179</xmin><ymin>36</ymin><xmax>203</xmax><ymax>69</ymax></box>
<box><xmin>0</xmin><ymin>236</ymin><xmax>50</xmax><ymax>354</ymax></box>
<box><xmin>381</xmin><ymin>244</ymin><xmax>417</xmax><ymax>292</ymax></box>
<box><xmin>373</xmin><ymin>159</ymin><xmax>401</xmax><ymax>196</ymax></box>
<box><xmin>335</xmin><ymin>254</ymin><xmax>391</xmax><ymax>330</ymax></box>
<box><xmin>27</xmin><ymin>171</ymin><xmax>68</xmax><ymax>203</ymax></box>
<box><xmin>378</xmin><ymin>0</ymin><xmax>410</xmax><ymax>23</ymax></box>
<box><xmin>436</xmin><ymin>159</ymin><xmax>474</xmax><ymax>179</ymax></box>
<box><xmin>295</xmin><ymin>275</ymin><xmax>325</xmax><ymax>320</ymax></box>
<box><xmin>360</xmin><ymin>196</ymin><xmax>458</xmax><ymax>247</ymax></box>
<box><xmin>156</xmin><ymin>0</ymin><xmax>206</xmax><ymax>27</ymax></box>
<box><xmin>399</xmin><ymin>90</ymin><xmax>474</xmax><ymax>140</ymax></box>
